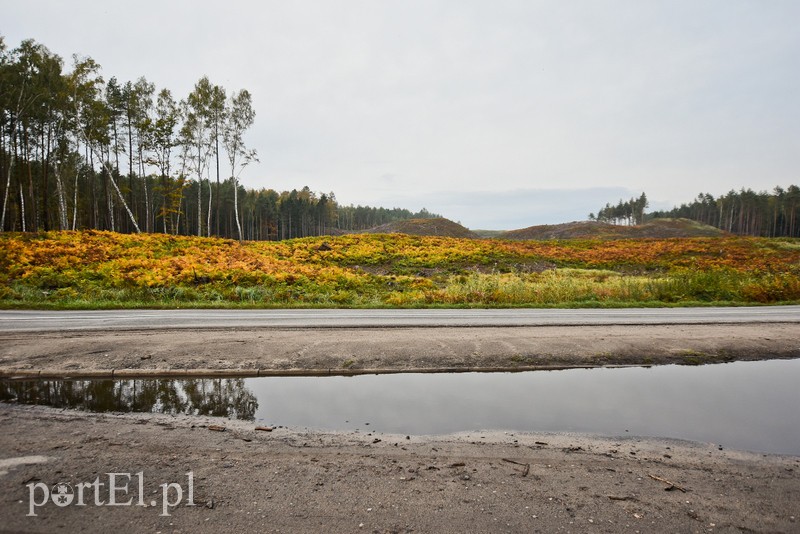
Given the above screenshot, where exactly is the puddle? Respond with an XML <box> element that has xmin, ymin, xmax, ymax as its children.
<box><xmin>2</xmin><ymin>359</ymin><xmax>799</xmax><ymax>455</ymax></box>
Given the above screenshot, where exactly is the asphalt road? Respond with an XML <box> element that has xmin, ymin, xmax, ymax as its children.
<box><xmin>1</xmin><ymin>306</ymin><xmax>799</xmax><ymax>332</ymax></box>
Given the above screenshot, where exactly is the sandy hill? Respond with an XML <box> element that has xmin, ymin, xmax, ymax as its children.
<box><xmin>363</xmin><ymin>218</ymin><xmax>479</xmax><ymax>238</ymax></box>
<box><xmin>498</xmin><ymin>218</ymin><xmax>727</xmax><ymax>240</ymax></box>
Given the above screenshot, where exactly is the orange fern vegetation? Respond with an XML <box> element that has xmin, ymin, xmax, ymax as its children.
<box><xmin>1</xmin><ymin>231</ymin><xmax>799</xmax><ymax>308</ymax></box>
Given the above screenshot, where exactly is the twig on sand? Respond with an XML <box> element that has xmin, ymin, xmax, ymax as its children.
<box><xmin>607</xmin><ymin>495</ymin><xmax>638</xmax><ymax>501</ymax></box>
<box><xmin>648</xmin><ymin>474</ymin><xmax>687</xmax><ymax>492</ymax></box>
<box><xmin>502</xmin><ymin>458</ymin><xmax>530</xmax><ymax>477</ymax></box>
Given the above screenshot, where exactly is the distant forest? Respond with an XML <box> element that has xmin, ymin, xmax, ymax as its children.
<box><xmin>589</xmin><ymin>193</ymin><xmax>649</xmax><ymax>226</ymax></box>
<box><xmin>0</xmin><ymin>36</ymin><xmax>437</xmax><ymax>240</ymax></box>
<box><xmin>592</xmin><ymin>187</ymin><xmax>800</xmax><ymax>238</ymax></box>
<box><xmin>648</xmin><ymin>186</ymin><xmax>800</xmax><ymax>237</ymax></box>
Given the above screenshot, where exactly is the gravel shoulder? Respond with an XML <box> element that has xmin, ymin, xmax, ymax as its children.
<box><xmin>1</xmin><ymin>323</ymin><xmax>800</xmax><ymax>378</ymax></box>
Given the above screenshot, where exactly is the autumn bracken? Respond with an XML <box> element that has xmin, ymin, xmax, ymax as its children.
<box><xmin>1</xmin><ymin>231</ymin><xmax>799</xmax><ymax>308</ymax></box>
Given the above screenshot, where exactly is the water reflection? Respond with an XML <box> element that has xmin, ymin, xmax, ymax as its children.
<box><xmin>2</xmin><ymin>359</ymin><xmax>799</xmax><ymax>455</ymax></box>
<box><xmin>0</xmin><ymin>378</ymin><xmax>258</xmax><ymax>420</ymax></box>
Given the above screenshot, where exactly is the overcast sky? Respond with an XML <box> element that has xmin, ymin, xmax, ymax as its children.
<box><xmin>3</xmin><ymin>1</ymin><xmax>799</xmax><ymax>229</ymax></box>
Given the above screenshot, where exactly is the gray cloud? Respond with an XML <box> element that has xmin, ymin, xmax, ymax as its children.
<box><xmin>4</xmin><ymin>0</ymin><xmax>799</xmax><ymax>222</ymax></box>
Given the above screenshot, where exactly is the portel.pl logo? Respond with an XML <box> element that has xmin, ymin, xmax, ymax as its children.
<box><xmin>27</xmin><ymin>472</ymin><xmax>194</xmax><ymax>517</ymax></box>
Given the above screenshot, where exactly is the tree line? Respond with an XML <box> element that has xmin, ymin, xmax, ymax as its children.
<box><xmin>648</xmin><ymin>186</ymin><xmax>800</xmax><ymax>237</ymax></box>
<box><xmin>0</xmin><ymin>36</ymin><xmax>437</xmax><ymax>240</ymax></box>
<box><xmin>589</xmin><ymin>193</ymin><xmax>648</xmax><ymax>225</ymax></box>
<box><xmin>590</xmin><ymin>187</ymin><xmax>800</xmax><ymax>237</ymax></box>
<box><xmin>235</xmin><ymin>187</ymin><xmax>438</xmax><ymax>241</ymax></box>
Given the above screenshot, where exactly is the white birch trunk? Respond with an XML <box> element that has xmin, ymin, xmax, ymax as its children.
<box><xmin>54</xmin><ymin>164</ymin><xmax>68</xmax><ymax>230</ymax></box>
<box><xmin>234</xmin><ymin>178</ymin><xmax>242</xmax><ymax>241</ymax></box>
<box><xmin>197</xmin><ymin>176</ymin><xmax>202</xmax><ymax>236</ymax></box>
<box><xmin>19</xmin><ymin>181</ymin><xmax>26</xmax><ymax>232</ymax></box>
<box><xmin>107</xmin><ymin>178</ymin><xmax>115</xmax><ymax>232</ymax></box>
<box><xmin>0</xmin><ymin>158</ymin><xmax>13</xmax><ymax>232</ymax></box>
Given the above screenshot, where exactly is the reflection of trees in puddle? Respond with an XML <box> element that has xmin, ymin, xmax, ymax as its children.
<box><xmin>0</xmin><ymin>378</ymin><xmax>258</xmax><ymax>421</ymax></box>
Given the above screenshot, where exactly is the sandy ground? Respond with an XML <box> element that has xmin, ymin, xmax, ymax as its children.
<box><xmin>1</xmin><ymin>323</ymin><xmax>799</xmax><ymax>378</ymax></box>
<box><xmin>1</xmin><ymin>324</ymin><xmax>800</xmax><ymax>532</ymax></box>
<box><xmin>0</xmin><ymin>404</ymin><xmax>798</xmax><ymax>534</ymax></box>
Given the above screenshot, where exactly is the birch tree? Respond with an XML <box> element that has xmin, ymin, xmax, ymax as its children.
<box><xmin>1</xmin><ymin>40</ymin><xmax>53</xmax><ymax>231</ymax></box>
<box><xmin>222</xmin><ymin>89</ymin><xmax>257</xmax><ymax>241</ymax></box>
<box><xmin>146</xmin><ymin>88</ymin><xmax>183</xmax><ymax>233</ymax></box>
<box><xmin>104</xmin><ymin>77</ymin><xmax>125</xmax><ymax>176</ymax></box>
<box><xmin>131</xmin><ymin>77</ymin><xmax>155</xmax><ymax>232</ymax></box>
<box><xmin>0</xmin><ymin>38</ymin><xmax>14</xmax><ymax>231</ymax></box>
<box><xmin>209</xmin><ymin>83</ymin><xmax>226</xmax><ymax>236</ymax></box>
<box><xmin>181</xmin><ymin>77</ymin><xmax>214</xmax><ymax>236</ymax></box>
<box><xmin>69</xmin><ymin>55</ymin><xmax>140</xmax><ymax>233</ymax></box>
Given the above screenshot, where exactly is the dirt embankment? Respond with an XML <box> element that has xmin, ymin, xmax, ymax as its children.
<box><xmin>498</xmin><ymin>218</ymin><xmax>727</xmax><ymax>240</ymax></box>
<box><xmin>1</xmin><ymin>323</ymin><xmax>799</xmax><ymax>378</ymax></box>
<box><xmin>363</xmin><ymin>217</ymin><xmax>479</xmax><ymax>238</ymax></box>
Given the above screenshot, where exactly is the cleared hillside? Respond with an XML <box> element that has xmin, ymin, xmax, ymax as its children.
<box><xmin>363</xmin><ymin>218</ymin><xmax>479</xmax><ymax>238</ymax></box>
<box><xmin>499</xmin><ymin>218</ymin><xmax>727</xmax><ymax>240</ymax></box>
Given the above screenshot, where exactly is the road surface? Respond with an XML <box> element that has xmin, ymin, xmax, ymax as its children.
<box><xmin>1</xmin><ymin>306</ymin><xmax>799</xmax><ymax>332</ymax></box>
